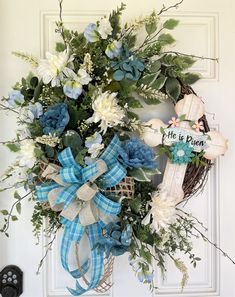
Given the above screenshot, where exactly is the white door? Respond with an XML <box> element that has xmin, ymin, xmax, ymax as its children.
<box><xmin>0</xmin><ymin>0</ymin><xmax>235</xmax><ymax>296</ymax></box>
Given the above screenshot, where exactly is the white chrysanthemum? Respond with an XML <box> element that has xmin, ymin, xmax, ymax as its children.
<box><xmin>97</xmin><ymin>18</ymin><xmax>112</xmax><ymax>39</ymax></box>
<box><xmin>87</xmin><ymin>91</ymin><xmax>125</xmax><ymax>134</ymax></box>
<box><xmin>37</xmin><ymin>50</ymin><xmax>75</xmax><ymax>87</ymax></box>
<box><xmin>142</xmin><ymin>191</ymin><xmax>176</xmax><ymax>232</ymax></box>
<box><xmin>18</xmin><ymin>139</ymin><xmax>36</xmax><ymax>168</ymax></box>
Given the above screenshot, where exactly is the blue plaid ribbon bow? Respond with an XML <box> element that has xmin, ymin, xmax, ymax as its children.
<box><xmin>36</xmin><ymin>135</ymin><xmax>127</xmax><ymax>295</ymax></box>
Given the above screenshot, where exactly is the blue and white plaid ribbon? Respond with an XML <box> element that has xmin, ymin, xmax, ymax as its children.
<box><xmin>36</xmin><ymin>135</ymin><xmax>126</xmax><ymax>295</ymax></box>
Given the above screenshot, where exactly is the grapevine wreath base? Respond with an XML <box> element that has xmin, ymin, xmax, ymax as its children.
<box><xmin>0</xmin><ymin>1</ymin><xmax>231</xmax><ymax>296</ymax></box>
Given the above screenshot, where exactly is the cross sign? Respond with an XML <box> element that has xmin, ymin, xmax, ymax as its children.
<box><xmin>141</xmin><ymin>94</ymin><xmax>228</xmax><ymax>202</ymax></box>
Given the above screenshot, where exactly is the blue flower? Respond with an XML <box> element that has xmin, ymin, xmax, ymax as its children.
<box><xmin>129</xmin><ymin>256</ymin><xmax>154</xmax><ymax>284</ymax></box>
<box><xmin>28</xmin><ymin>102</ymin><xmax>43</xmax><ymax>119</ymax></box>
<box><xmin>170</xmin><ymin>141</ymin><xmax>194</xmax><ymax>164</ymax></box>
<box><xmin>137</xmin><ymin>270</ymin><xmax>154</xmax><ymax>284</ymax></box>
<box><xmin>98</xmin><ymin>223</ymin><xmax>132</xmax><ymax>257</ymax></box>
<box><xmin>39</xmin><ymin>103</ymin><xmax>70</xmax><ymax>135</ymax></box>
<box><xmin>105</xmin><ymin>40</ymin><xmax>122</xmax><ymax>59</ymax></box>
<box><xmin>84</xmin><ymin>23</ymin><xmax>99</xmax><ymax>43</ymax></box>
<box><xmin>111</xmin><ymin>48</ymin><xmax>145</xmax><ymax>81</ymax></box>
<box><xmin>85</xmin><ymin>132</ymin><xmax>102</xmax><ymax>148</ymax></box>
<box><xmin>8</xmin><ymin>90</ymin><xmax>24</xmax><ymax>107</ymax></box>
<box><xmin>63</xmin><ymin>81</ymin><xmax>82</xmax><ymax>100</ymax></box>
<box><xmin>119</xmin><ymin>138</ymin><xmax>157</xmax><ymax>169</ymax></box>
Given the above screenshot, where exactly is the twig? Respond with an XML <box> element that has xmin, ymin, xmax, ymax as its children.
<box><xmin>36</xmin><ymin>231</ymin><xmax>58</xmax><ymax>274</ymax></box>
<box><xmin>0</xmin><ymin>137</ymin><xmax>32</xmax><ymax>145</ymax></box>
<box><xmin>177</xmin><ymin>213</ymin><xmax>235</xmax><ymax>265</ymax></box>
<box><xmin>1</xmin><ymin>191</ymin><xmax>33</xmax><ymax>234</ymax></box>
<box><xmin>193</xmin><ymin>224</ymin><xmax>235</xmax><ymax>265</ymax></box>
<box><xmin>163</xmin><ymin>51</ymin><xmax>219</xmax><ymax>62</ymax></box>
<box><xmin>0</xmin><ymin>103</ymin><xmax>19</xmax><ymax>114</ymax></box>
<box><xmin>158</xmin><ymin>0</ymin><xmax>184</xmax><ymax>15</ymax></box>
<box><xmin>58</xmin><ymin>0</ymin><xmax>67</xmax><ymax>47</ymax></box>
<box><xmin>176</xmin><ymin>208</ymin><xmax>208</xmax><ymax>231</ymax></box>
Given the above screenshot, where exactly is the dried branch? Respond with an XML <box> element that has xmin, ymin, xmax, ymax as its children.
<box><xmin>158</xmin><ymin>0</ymin><xmax>184</xmax><ymax>15</ymax></box>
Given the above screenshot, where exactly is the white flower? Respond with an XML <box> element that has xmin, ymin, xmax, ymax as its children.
<box><xmin>37</xmin><ymin>50</ymin><xmax>75</xmax><ymax>87</ymax></box>
<box><xmin>88</xmin><ymin>143</ymin><xmax>104</xmax><ymax>159</ymax></box>
<box><xmin>19</xmin><ymin>107</ymin><xmax>34</xmax><ymax>123</ymax></box>
<box><xmin>97</xmin><ymin>18</ymin><xmax>112</xmax><ymax>39</ymax></box>
<box><xmin>77</xmin><ymin>68</ymin><xmax>92</xmax><ymax>85</ymax></box>
<box><xmin>18</xmin><ymin>139</ymin><xmax>36</xmax><ymax>168</ymax></box>
<box><xmin>87</xmin><ymin>91</ymin><xmax>125</xmax><ymax>134</ymax></box>
<box><xmin>142</xmin><ymin>191</ymin><xmax>176</xmax><ymax>232</ymax></box>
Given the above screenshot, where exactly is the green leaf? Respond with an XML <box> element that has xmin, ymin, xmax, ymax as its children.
<box><xmin>56</xmin><ymin>42</ymin><xmax>66</xmax><ymax>52</ymax></box>
<box><xmin>145</xmin><ymin>21</ymin><xmax>157</xmax><ymax>35</ymax></box>
<box><xmin>127</xmin><ymin>111</ymin><xmax>139</xmax><ymax>120</ymax></box>
<box><xmin>142</xmin><ymin>167</ymin><xmax>161</xmax><ymax>176</ymax></box>
<box><xmin>6</xmin><ymin>143</ymin><xmax>20</xmax><ymax>152</ymax></box>
<box><xmin>128</xmin><ymin>168</ymin><xmax>151</xmax><ymax>182</ymax></box>
<box><xmin>165</xmin><ymin>77</ymin><xmax>181</xmax><ymax>101</ymax></box>
<box><xmin>158</xmin><ymin>33</ymin><xmax>175</xmax><ymax>46</ymax></box>
<box><xmin>75</xmin><ymin>148</ymin><xmax>87</xmax><ymax>166</ymax></box>
<box><xmin>163</xmin><ymin>19</ymin><xmax>179</xmax><ymax>30</ymax></box>
<box><xmin>151</xmin><ymin>75</ymin><xmax>167</xmax><ymax>90</ymax></box>
<box><xmin>140</xmin><ymin>249</ymin><xmax>152</xmax><ymax>264</ymax></box>
<box><xmin>14</xmin><ymin>191</ymin><xmax>21</xmax><ymax>200</ymax></box>
<box><xmin>143</xmin><ymin>98</ymin><xmax>161</xmax><ymax>105</ymax></box>
<box><xmin>0</xmin><ymin>210</ymin><xmax>9</xmax><ymax>216</ymax></box>
<box><xmin>183</xmin><ymin>72</ymin><xmax>201</xmax><ymax>85</ymax></box>
<box><xmin>34</xmin><ymin>148</ymin><xmax>44</xmax><ymax>158</ymax></box>
<box><xmin>139</xmin><ymin>71</ymin><xmax>160</xmax><ymax>86</ymax></box>
<box><xmin>179</xmin><ymin>114</ymin><xmax>186</xmax><ymax>121</ymax></box>
<box><xmin>149</xmin><ymin>60</ymin><xmax>161</xmax><ymax>73</ymax></box>
<box><xmin>129</xmin><ymin>198</ymin><xmax>142</xmax><ymax>213</ymax></box>
<box><xmin>16</xmin><ymin>202</ymin><xmax>21</xmax><ymax>215</ymax></box>
<box><xmin>11</xmin><ymin>216</ymin><xmax>18</xmax><ymax>221</ymax></box>
<box><xmin>67</xmin><ymin>103</ymin><xmax>81</xmax><ymax>130</ymax></box>
<box><xmin>160</xmin><ymin>127</ymin><xmax>165</xmax><ymax>135</ymax></box>
<box><xmin>127</xmin><ymin>97</ymin><xmax>143</xmax><ymax>108</ymax></box>
<box><xmin>30</xmin><ymin>77</ymin><xmax>39</xmax><ymax>89</ymax></box>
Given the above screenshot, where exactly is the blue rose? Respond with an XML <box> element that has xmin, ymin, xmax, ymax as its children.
<box><xmin>97</xmin><ymin>223</ymin><xmax>132</xmax><ymax>257</ymax></box>
<box><xmin>39</xmin><ymin>103</ymin><xmax>70</xmax><ymax>135</ymax></box>
<box><xmin>63</xmin><ymin>81</ymin><xmax>82</xmax><ymax>100</ymax></box>
<box><xmin>8</xmin><ymin>90</ymin><xmax>24</xmax><ymax>107</ymax></box>
<box><xmin>119</xmin><ymin>138</ymin><xmax>157</xmax><ymax>169</ymax></box>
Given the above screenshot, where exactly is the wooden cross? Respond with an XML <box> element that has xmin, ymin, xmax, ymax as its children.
<box><xmin>141</xmin><ymin>94</ymin><xmax>228</xmax><ymax>202</ymax></box>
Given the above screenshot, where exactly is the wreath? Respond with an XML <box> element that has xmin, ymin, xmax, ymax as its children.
<box><xmin>0</xmin><ymin>1</ymin><xmax>231</xmax><ymax>295</ymax></box>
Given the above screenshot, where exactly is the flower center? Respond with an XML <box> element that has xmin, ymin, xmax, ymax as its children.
<box><xmin>176</xmin><ymin>149</ymin><xmax>185</xmax><ymax>157</ymax></box>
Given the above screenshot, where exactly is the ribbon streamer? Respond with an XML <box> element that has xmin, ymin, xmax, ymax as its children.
<box><xmin>36</xmin><ymin>135</ymin><xmax>126</xmax><ymax>295</ymax></box>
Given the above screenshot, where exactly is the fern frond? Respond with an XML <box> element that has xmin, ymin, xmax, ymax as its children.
<box><xmin>12</xmin><ymin>51</ymin><xmax>39</xmax><ymax>68</ymax></box>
